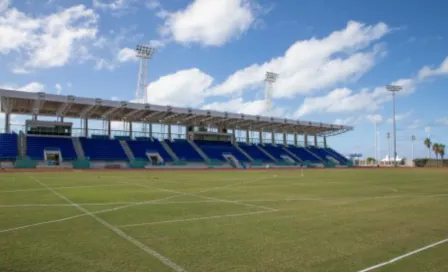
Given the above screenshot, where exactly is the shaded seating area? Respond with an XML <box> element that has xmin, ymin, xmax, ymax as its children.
<box><xmin>164</xmin><ymin>139</ymin><xmax>204</xmax><ymax>162</ymax></box>
<box><xmin>79</xmin><ymin>138</ymin><xmax>127</xmax><ymax>160</ymax></box>
<box><xmin>237</xmin><ymin>142</ymin><xmax>274</xmax><ymax>163</ymax></box>
<box><xmin>0</xmin><ymin>133</ymin><xmax>18</xmax><ymax>159</ymax></box>
<box><xmin>195</xmin><ymin>141</ymin><xmax>250</xmax><ymax>162</ymax></box>
<box><xmin>27</xmin><ymin>136</ymin><xmax>77</xmax><ymax>160</ymax></box>
<box><xmin>286</xmin><ymin>145</ymin><xmax>321</xmax><ymax>163</ymax></box>
<box><xmin>126</xmin><ymin>139</ymin><xmax>173</xmax><ymax>161</ymax></box>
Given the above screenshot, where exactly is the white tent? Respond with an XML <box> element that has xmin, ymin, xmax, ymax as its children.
<box><xmin>381</xmin><ymin>155</ymin><xmax>403</xmax><ymax>162</ymax></box>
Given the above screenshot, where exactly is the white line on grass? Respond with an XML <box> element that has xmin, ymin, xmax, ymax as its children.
<box><xmin>0</xmin><ymin>214</ymin><xmax>86</xmax><ymax>233</ymax></box>
<box><xmin>0</xmin><ymin>184</ymin><xmax>128</xmax><ymax>193</ymax></box>
<box><xmin>118</xmin><ymin>210</ymin><xmax>274</xmax><ymax>228</ymax></box>
<box><xmin>356</xmin><ymin>238</ymin><xmax>448</xmax><ymax>272</ymax></box>
<box><xmin>386</xmin><ymin>187</ymin><xmax>399</xmax><ymax>193</ymax></box>
<box><xmin>28</xmin><ymin>176</ymin><xmax>187</xmax><ymax>272</ymax></box>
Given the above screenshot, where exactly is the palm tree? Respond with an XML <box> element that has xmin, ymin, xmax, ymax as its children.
<box><xmin>432</xmin><ymin>143</ymin><xmax>440</xmax><ymax>167</ymax></box>
<box><xmin>439</xmin><ymin>144</ymin><xmax>445</xmax><ymax>167</ymax></box>
<box><xmin>424</xmin><ymin>138</ymin><xmax>432</xmax><ymax>166</ymax></box>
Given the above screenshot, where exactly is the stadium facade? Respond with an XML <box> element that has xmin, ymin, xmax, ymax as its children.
<box><xmin>0</xmin><ymin>89</ymin><xmax>353</xmax><ymax>169</ymax></box>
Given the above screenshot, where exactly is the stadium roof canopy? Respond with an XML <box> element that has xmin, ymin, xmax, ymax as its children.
<box><xmin>0</xmin><ymin>89</ymin><xmax>352</xmax><ymax>137</ymax></box>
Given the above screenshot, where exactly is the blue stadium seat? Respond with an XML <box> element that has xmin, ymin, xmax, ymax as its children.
<box><xmin>307</xmin><ymin>146</ymin><xmax>333</xmax><ymax>162</ymax></box>
<box><xmin>325</xmin><ymin>148</ymin><xmax>349</xmax><ymax>164</ymax></box>
<box><xmin>262</xmin><ymin>144</ymin><xmax>297</xmax><ymax>162</ymax></box>
<box><xmin>164</xmin><ymin>139</ymin><xmax>203</xmax><ymax>162</ymax></box>
<box><xmin>126</xmin><ymin>139</ymin><xmax>173</xmax><ymax>161</ymax></box>
<box><xmin>285</xmin><ymin>145</ymin><xmax>321</xmax><ymax>163</ymax></box>
<box><xmin>195</xmin><ymin>141</ymin><xmax>250</xmax><ymax>162</ymax></box>
<box><xmin>80</xmin><ymin>138</ymin><xmax>127</xmax><ymax>160</ymax></box>
<box><xmin>27</xmin><ymin>136</ymin><xmax>77</xmax><ymax>160</ymax></box>
<box><xmin>0</xmin><ymin>133</ymin><xmax>18</xmax><ymax>159</ymax></box>
<box><xmin>237</xmin><ymin>143</ymin><xmax>274</xmax><ymax>162</ymax></box>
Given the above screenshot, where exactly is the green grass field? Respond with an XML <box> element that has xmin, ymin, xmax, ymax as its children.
<box><xmin>0</xmin><ymin>168</ymin><xmax>447</xmax><ymax>272</ymax></box>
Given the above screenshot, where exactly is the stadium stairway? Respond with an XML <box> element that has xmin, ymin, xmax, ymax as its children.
<box><xmin>237</xmin><ymin>143</ymin><xmax>274</xmax><ymax>163</ymax></box>
<box><xmin>194</xmin><ymin>141</ymin><xmax>251</xmax><ymax>167</ymax></box>
<box><xmin>119</xmin><ymin>140</ymin><xmax>135</xmax><ymax>161</ymax></box>
<box><xmin>233</xmin><ymin>142</ymin><xmax>254</xmax><ymax>162</ymax></box>
<box><xmin>160</xmin><ymin>140</ymin><xmax>179</xmax><ymax>161</ymax></box>
<box><xmin>163</xmin><ymin>139</ymin><xmax>204</xmax><ymax>162</ymax></box>
<box><xmin>187</xmin><ymin>140</ymin><xmax>210</xmax><ymax>162</ymax></box>
<box><xmin>126</xmin><ymin>139</ymin><xmax>173</xmax><ymax>162</ymax></box>
<box><xmin>80</xmin><ymin>138</ymin><xmax>128</xmax><ymax>161</ymax></box>
<box><xmin>281</xmin><ymin>146</ymin><xmax>303</xmax><ymax>163</ymax></box>
<box><xmin>285</xmin><ymin>145</ymin><xmax>322</xmax><ymax>164</ymax></box>
<box><xmin>325</xmin><ymin>148</ymin><xmax>349</xmax><ymax>165</ymax></box>
<box><xmin>257</xmin><ymin>145</ymin><xmax>278</xmax><ymax>163</ymax></box>
<box><xmin>72</xmin><ymin>137</ymin><xmax>85</xmax><ymax>159</ymax></box>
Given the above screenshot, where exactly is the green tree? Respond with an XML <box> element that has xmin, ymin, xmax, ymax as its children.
<box><xmin>432</xmin><ymin>143</ymin><xmax>440</xmax><ymax>167</ymax></box>
<box><xmin>439</xmin><ymin>144</ymin><xmax>445</xmax><ymax>167</ymax></box>
<box><xmin>366</xmin><ymin>157</ymin><xmax>376</xmax><ymax>165</ymax></box>
<box><xmin>424</xmin><ymin>138</ymin><xmax>432</xmax><ymax>166</ymax></box>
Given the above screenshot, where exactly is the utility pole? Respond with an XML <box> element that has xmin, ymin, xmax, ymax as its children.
<box><xmin>387</xmin><ymin>132</ymin><xmax>391</xmax><ymax>165</ymax></box>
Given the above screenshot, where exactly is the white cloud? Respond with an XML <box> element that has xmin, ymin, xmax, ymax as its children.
<box><xmin>201</xmin><ymin>97</ymin><xmax>286</xmax><ymax>117</ymax></box>
<box><xmin>160</xmin><ymin>0</ymin><xmax>257</xmax><ymax>46</ymax></box>
<box><xmin>146</xmin><ymin>0</ymin><xmax>160</xmax><ymax>10</ymax></box>
<box><xmin>436</xmin><ymin>117</ymin><xmax>448</xmax><ymax>126</ymax></box>
<box><xmin>365</xmin><ymin>114</ymin><xmax>383</xmax><ymax>124</ymax></box>
<box><xmin>0</xmin><ymin>0</ymin><xmax>8</xmax><ymax>13</ymax></box>
<box><xmin>145</xmin><ymin>68</ymin><xmax>213</xmax><ymax>107</ymax></box>
<box><xmin>334</xmin><ymin>116</ymin><xmax>364</xmax><ymax>126</ymax></box>
<box><xmin>418</xmin><ymin>57</ymin><xmax>448</xmax><ymax>79</ymax></box>
<box><xmin>387</xmin><ymin>110</ymin><xmax>412</xmax><ymax>124</ymax></box>
<box><xmin>93</xmin><ymin>0</ymin><xmax>130</xmax><ymax>10</ymax></box>
<box><xmin>117</xmin><ymin>47</ymin><xmax>137</xmax><ymax>62</ymax></box>
<box><xmin>55</xmin><ymin>83</ymin><xmax>62</xmax><ymax>94</ymax></box>
<box><xmin>295</xmin><ymin>88</ymin><xmax>382</xmax><ymax>117</ymax></box>
<box><xmin>0</xmin><ymin>5</ymin><xmax>98</xmax><ymax>70</ymax></box>
<box><xmin>294</xmin><ymin>55</ymin><xmax>448</xmax><ymax>118</ymax></box>
<box><xmin>407</xmin><ymin>119</ymin><xmax>423</xmax><ymax>130</ymax></box>
<box><xmin>19</xmin><ymin>82</ymin><xmax>45</xmax><ymax>93</ymax></box>
<box><xmin>209</xmin><ymin>21</ymin><xmax>389</xmax><ymax>98</ymax></box>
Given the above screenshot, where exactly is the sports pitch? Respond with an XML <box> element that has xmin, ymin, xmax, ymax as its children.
<box><xmin>0</xmin><ymin>168</ymin><xmax>447</xmax><ymax>272</ymax></box>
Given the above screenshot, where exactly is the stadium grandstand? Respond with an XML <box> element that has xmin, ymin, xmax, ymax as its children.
<box><xmin>0</xmin><ymin>89</ymin><xmax>352</xmax><ymax>169</ymax></box>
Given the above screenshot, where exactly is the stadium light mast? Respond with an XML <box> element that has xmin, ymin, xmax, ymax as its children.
<box><xmin>386</xmin><ymin>85</ymin><xmax>402</xmax><ymax>167</ymax></box>
<box><xmin>387</xmin><ymin>132</ymin><xmax>391</xmax><ymax>165</ymax></box>
<box><xmin>265</xmin><ymin>72</ymin><xmax>278</xmax><ymax>114</ymax></box>
<box><xmin>135</xmin><ymin>45</ymin><xmax>155</xmax><ymax>103</ymax></box>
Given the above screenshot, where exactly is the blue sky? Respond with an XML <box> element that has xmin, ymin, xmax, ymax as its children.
<box><xmin>0</xmin><ymin>0</ymin><xmax>447</xmax><ymax>159</ymax></box>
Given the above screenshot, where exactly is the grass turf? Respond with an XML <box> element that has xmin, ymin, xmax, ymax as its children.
<box><xmin>0</xmin><ymin>168</ymin><xmax>447</xmax><ymax>272</ymax></box>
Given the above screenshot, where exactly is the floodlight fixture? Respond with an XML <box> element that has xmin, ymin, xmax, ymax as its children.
<box><xmin>136</xmin><ymin>45</ymin><xmax>155</xmax><ymax>59</ymax></box>
<box><xmin>386</xmin><ymin>84</ymin><xmax>402</xmax><ymax>167</ymax></box>
<box><xmin>265</xmin><ymin>72</ymin><xmax>279</xmax><ymax>83</ymax></box>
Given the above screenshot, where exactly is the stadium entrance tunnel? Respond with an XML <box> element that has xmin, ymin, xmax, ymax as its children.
<box><xmin>44</xmin><ymin>149</ymin><xmax>62</xmax><ymax>166</ymax></box>
<box><xmin>146</xmin><ymin>152</ymin><xmax>164</xmax><ymax>166</ymax></box>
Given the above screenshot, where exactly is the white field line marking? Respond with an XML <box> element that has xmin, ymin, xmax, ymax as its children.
<box><xmin>0</xmin><ymin>184</ymin><xmax>127</xmax><ymax>193</ymax></box>
<box><xmin>118</xmin><ymin>210</ymin><xmax>274</xmax><ymax>228</ymax></box>
<box><xmin>28</xmin><ymin>176</ymin><xmax>187</xmax><ymax>272</ymax></box>
<box><xmin>119</xmin><ymin>177</ymin><xmax>278</xmax><ymax>212</ymax></box>
<box><xmin>2</xmin><ymin>193</ymin><xmax>447</xmax><ymax>209</ymax></box>
<box><xmin>356</xmin><ymin>238</ymin><xmax>448</xmax><ymax>272</ymax></box>
<box><xmin>386</xmin><ymin>187</ymin><xmax>399</xmax><ymax>192</ymax></box>
<box><xmin>0</xmin><ymin>214</ymin><xmax>85</xmax><ymax>234</ymax></box>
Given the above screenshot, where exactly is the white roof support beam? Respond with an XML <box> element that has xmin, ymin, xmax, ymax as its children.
<box><xmin>101</xmin><ymin>107</ymin><xmax>122</xmax><ymax>120</ymax></box>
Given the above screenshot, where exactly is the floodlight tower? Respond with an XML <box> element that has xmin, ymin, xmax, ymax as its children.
<box><xmin>135</xmin><ymin>45</ymin><xmax>155</xmax><ymax>104</ymax></box>
<box><xmin>265</xmin><ymin>72</ymin><xmax>279</xmax><ymax>114</ymax></box>
<box><xmin>386</xmin><ymin>85</ymin><xmax>402</xmax><ymax>167</ymax></box>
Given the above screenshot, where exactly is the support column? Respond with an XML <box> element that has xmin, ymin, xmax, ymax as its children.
<box><xmin>294</xmin><ymin>133</ymin><xmax>298</xmax><ymax>146</ymax></box>
<box><xmin>271</xmin><ymin>131</ymin><xmax>275</xmax><ymax>145</ymax></box>
<box><xmin>107</xmin><ymin>120</ymin><xmax>111</xmax><ymax>139</ymax></box>
<box><xmin>84</xmin><ymin>117</ymin><xmax>88</xmax><ymax>137</ymax></box>
<box><xmin>259</xmin><ymin>130</ymin><xmax>263</xmax><ymax>144</ymax></box>
<box><xmin>232</xmin><ymin>128</ymin><xmax>236</xmax><ymax>143</ymax></box>
<box><xmin>283</xmin><ymin>132</ymin><xmax>287</xmax><ymax>146</ymax></box>
<box><xmin>246</xmin><ymin>129</ymin><xmax>250</xmax><ymax>144</ymax></box>
<box><xmin>32</xmin><ymin>114</ymin><xmax>37</xmax><ymax>121</ymax></box>
<box><xmin>129</xmin><ymin>122</ymin><xmax>133</xmax><ymax>139</ymax></box>
<box><xmin>4</xmin><ymin>113</ymin><xmax>10</xmax><ymax>133</ymax></box>
<box><xmin>323</xmin><ymin>136</ymin><xmax>327</xmax><ymax>148</ymax></box>
<box><xmin>304</xmin><ymin>135</ymin><xmax>308</xmax><ymax>147</ymax></box>
<box><xmin>168</xmin><ymin>124</ymin><xmax>172</xmax><ymax>140</ymax></box>
<box><xmin>314</xmin><ymin>135</ymin><xmax>318</xmax><ymax>147</ymax></box>
<box><xmin>149</xmin><ymin>123</ymin><xmax>153</xmax><ymax>138</ymax></box>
